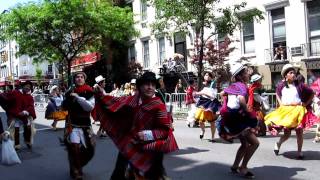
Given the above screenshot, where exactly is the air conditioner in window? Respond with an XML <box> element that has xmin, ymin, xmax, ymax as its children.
<box><xmin>291</xmin><ymin>46</ymin><xmax>303</xmax><ymax>56</ymax></box>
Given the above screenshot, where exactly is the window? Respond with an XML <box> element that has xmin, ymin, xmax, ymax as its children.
<box><xmin>48</xmin><ymin>64</ymin><xmax>53</xmax><ymax>74</ymax></box>
<box><xmin>142</xmin><ymin>40</ymin><xmax>149</xmax><ymax>68</ymax></box>
<box><xmin>128</xmin><ymin>44</ymin><xmax>136</xmax><ymax>62</ymax></box>
<box><xmin>158</xmin><ymin>37</ymin><xmax>166</xmax><ymax>64</ymax></box>
<box><xmin>141</xmin><ymin>1</ymin><xmax>147</xmax><ymax>21</ymax></box>
<box><xmin>271</xmin><ymin>8</ymin><xmax>286</xmax><ymax>60</ymax></box>
<box><xmin>243</xmin><ymin>20</ymin><xmax>255</xmax><ymax>54</ymax></box>
<box><xmin>307</xmin><ymin>1</ymin><xmax>320</xmax><ymax>56</ymax></box>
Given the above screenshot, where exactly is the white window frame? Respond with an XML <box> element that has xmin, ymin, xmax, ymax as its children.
<box><xmin>128</xmin><ymin>44</ymin><xmax>136</xmax><ymax>62</ymax></box>
<box><xmin>142</xmin><ymin>40</ymin><xmax>150</xmax><ymax>68</ymax></box>
<box><xmin>242</xmin><ymin>20</ymin><xmax>255</xmax><ymax>54</ymax></box>
<box><xmin>141</xmin><ymin>1</ymin><xmax>147</xmax><ymax>22</ymax></box>
<box><xmin>306</xmin><ymin>0</ymin><xmax>320</xmax><ymax>56</ymax></box>
<box><xmin>158</xmin><ymin>37</ymin><xmax>166</xmax><ymax>65</ymax></box>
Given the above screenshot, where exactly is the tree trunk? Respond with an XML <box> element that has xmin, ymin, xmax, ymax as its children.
<box><xmin>197</xmin><ymin>4</ymin><xmax>206</xmax><ymax>90</ymax></box>
<box><xmin>67</xmin><ymin>59</ymin><xmax>72</xmax><ymax>86</ymax></box>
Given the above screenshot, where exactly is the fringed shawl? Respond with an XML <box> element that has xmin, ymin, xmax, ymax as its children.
<box><xmin>94</xmin><ymin>95</ymin><xmax>178</xmax><ymax>173</ymax></box>
<box><xmin>224</xmin><ymin>82</ymin><xmax>248</xmax><ymax>97</ymax></box>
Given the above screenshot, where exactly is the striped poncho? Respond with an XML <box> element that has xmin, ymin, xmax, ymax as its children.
<box><xmin>94</xmin><ymin>94</ymin><xmax>178</xmax><ymax>173</ymax></box>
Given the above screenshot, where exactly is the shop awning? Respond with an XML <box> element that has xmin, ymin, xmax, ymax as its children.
<box><xmin>71</xmin><ymin>52</ymin><xmax>101</xmax><ymax>68</ymax></box>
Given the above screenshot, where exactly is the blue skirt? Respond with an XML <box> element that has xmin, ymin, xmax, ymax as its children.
<box><xmin>196</xmin><ymin>97</ymin><xmax>221</xmax><ymax>113</ymax></box>
<box><xmin>219</xmin><ymin>108</ymin><xmax>258</xmax><ymax>136</ymax></box>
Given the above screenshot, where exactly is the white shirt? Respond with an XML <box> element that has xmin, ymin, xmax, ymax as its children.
<box><xmin>227</xmin><ymin>95</ymin><xmax>240</xmax><ymax>109</ymax></box>
<box><xmin>200</xmin><ymin>87</ymin><xmax>217</xmax><ymax>100</ymax></box>
<box><xmin>281</xmin><ymin>84</ymin><xmax>301</xmax><ymax>105</ymax></box>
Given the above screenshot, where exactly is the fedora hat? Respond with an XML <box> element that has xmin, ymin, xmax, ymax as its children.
<box><xmin>281</xmin><ymin>64</ymin><xmax>297</xmax><ymax>77</ymax></box>
<box><xmin>250</xmin><ymin>74</ymin><xmax>262</xmax><ymax>83</ymax></box>
<box><xmin>49</xmin><ymin>85</ymin><xmax>59</xmax><ymax>94</ymax></box>
<box><xmin>230</xmin><ymin>63</ymin><xmax>246</xmax><ymax>78</ymax></box>
<box><xmin>130</xmin><ymin>79</ymin><xmax>136</xmax><ymax>84</ymax></box>
<box><xmin>136</xmin><ymin>71</ymin><xmax>159</xmax><ymax>88</ymax></box>
<box><xmin>95</xmin><ymin>75</ymin><xmax>105</xmax><ymax>84</ymax></box>
<box><xmin>73</xmin><ymin>71</ymin><xmax>87</xmax><ymax>80</ymax></box>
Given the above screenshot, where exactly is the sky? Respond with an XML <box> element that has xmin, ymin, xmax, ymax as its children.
<box><xmin>0</xmin><ymin>0</ymin><xmax>38</xmax><ymax>13</ymax></box>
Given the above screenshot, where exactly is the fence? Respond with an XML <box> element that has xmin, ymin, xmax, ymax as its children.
<box><xmin>32</xmin><ymin>93</ymin><xmax>49</xmax><ymax>112</ymax></box>
<box><xmin>166</xmin><ymin>92</ymin><xmax>277</xmax><ymax>119</ymax></box>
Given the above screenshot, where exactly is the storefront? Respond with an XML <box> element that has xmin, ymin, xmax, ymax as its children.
<box><xmin>303</xmin><ymin>58</ymin><xmax>320</xmax><ymax>85</ymax></box>
<box><xmin>267</xmin><ymin>62</ymin><xmax>288</xmax><ymax>90</ymax></box>
<box><xmin>71</xmin><ymin>52</ymin><xmax>101</xmax><ymax>72</ymax></box>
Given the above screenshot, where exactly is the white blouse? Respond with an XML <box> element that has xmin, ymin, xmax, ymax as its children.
<box><xmin>281</xmin><ymin>84</ymin><xmax>301</xmax><ymax>105</ymax></box>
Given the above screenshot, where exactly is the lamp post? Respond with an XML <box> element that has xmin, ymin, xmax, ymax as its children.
<box><xmin>8</xmin><ymin>40</ymin><xmax>15</xmax><ymax>89</ymax></box>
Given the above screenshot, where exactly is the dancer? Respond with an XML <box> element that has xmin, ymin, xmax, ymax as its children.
<box><xmin>248</xmin><ymin>74</ymin><xmax>268</xmax><ymax>136</ymax></box>
<box><xmin>186</xmin><ymin>79</ymin><xmax>197</xmax><ymax>128</ymax></box>
<box><xmin>63</xmin><ymin>72</ymin><xmax>95</xmax><ymax>179</ymax></box>
<box><xmin>264</xmin><ymin>64</ymin><xmax>318</xmax><ymax>159</ymax></box>
<box><xmin>194</xmin><ymin>72</ymin><xmax>220</xmax><ymax>142</ymax></box>
<box><xmin>219</xmin><ymin>63</ymin><xmax>259</xmax><ymax>178</ymax></box>
<box><xmin>94</xmin><ymin>71</ymin><xmax>178</xmax><ymax>179</ymax></box>
<box><xmin>93</xmin><ymin>75</ymin><xmax>108</xmax><ymax>137</ymax></box>
<box><xmin>46</xmin><ymin>85</ymin><xmax>64</xmax><ymax>130</ymax></box>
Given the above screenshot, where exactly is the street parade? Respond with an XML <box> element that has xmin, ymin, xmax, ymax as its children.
<box><xmin>1</xmin><ymin>0</ymin><xmax>320</xmax><ymax>180</ymax></box>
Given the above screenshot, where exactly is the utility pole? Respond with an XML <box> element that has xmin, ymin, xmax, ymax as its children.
<box><xmin>8</xmin><ymin>40</ymin><xmax>15</xmax><ymax>90</ymax></box>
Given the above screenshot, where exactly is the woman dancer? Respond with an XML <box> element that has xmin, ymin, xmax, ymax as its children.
<box><xmin>46</xmin><ymin>85</ymin><xmax>64</xmax><ymax>130</ymax></box>
<box><xmin>265</xmin><ymin>64</ymin><xmax>318</xmax><ymax>159</ymax></box>
<box><xmin>219</xmin><ymin>63</ymin><xmax>259</xmax><ymax>178</ymax></box>
<box><xmin>194</xmin><ymin>72</ymin><xmax>220</xmax><ymax>142</ymax></box>
<box><xmin>248</xmin><ymin>74</ymin><xmax>267</xmax><ymax>136</ymax></box>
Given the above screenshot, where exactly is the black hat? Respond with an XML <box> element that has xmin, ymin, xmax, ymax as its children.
<box><xmin>136</xmin><ymin>71</ymin><xmax>159</xmax><ymax>88</ymax></box>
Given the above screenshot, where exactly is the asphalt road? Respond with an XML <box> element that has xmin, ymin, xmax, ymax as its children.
<box><xmin>0</xmin><ymin>108</ymin><xmax>320</xmax><ymax>180</ymax></box>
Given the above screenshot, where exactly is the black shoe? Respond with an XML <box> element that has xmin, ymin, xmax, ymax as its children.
<box><xmin>208</xmin><ymin>139</ymin><xmax>216</xmax><ymax>143</ymax></box>
<box><xmin>200</xmin><ymin>135</ymin><xmax>204</xmax><ymax>139</ymax></box>
<box><xmin>240</xmin><ymin>171</ymin><xmax>255</xmax><ymax>179</ymax></box>
<box><xmin>274</xmin><ymin>142</ymin><xmax>280</xmax><ymax>156</ymax></box>
<box><xmin>187</xmin><ymin>123</ymin><xmax>190</xmax><ymax>128</ymax></box>
<box><xmin>230</xmin><ymin>167</ymin><xmax>239</xmax><ymax>174</ymax></box>
<box><xmin>26</xmin><ymin>143</ymin><xmax>32</xmax><ymax>149</ymax></box>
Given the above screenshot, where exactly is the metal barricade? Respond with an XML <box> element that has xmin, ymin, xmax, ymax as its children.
<box><xmin>32</xmin><ymin>93</ymin><xmax>49</xmax><ymax>112</ymax></box>
<box><xmin>170</xmin><ymin>93</ymin><xmax>188</xmax><ymax>115</ymax></box>
<box><xmin>166</xmin><ymin>92</ymin><xmax>277</xmax><ymax>120</ymax></box>
<box><xmin>262</xmin><ymin>92</ymin><xmax>277</xmax><ymax>111</ymax></box>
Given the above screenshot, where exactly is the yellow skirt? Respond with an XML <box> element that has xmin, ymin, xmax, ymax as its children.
<box><xmin>264</xmin><ymin>105</ymin><xmax>306</xmax><ymax>129</ymax></box>
<box><xmin>195</xmin><ymin>108</ymin><xmax>216</xmax><ymax>122</ymax></box>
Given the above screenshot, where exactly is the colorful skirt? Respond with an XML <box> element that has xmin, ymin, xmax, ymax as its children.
<box><xmin>297</xmin><ymin>110</ymin><xmax>320</xmax><ymax>129</ymax></box>
<box><xmin>195</xmin><ymin>108</ymin><xmax>216</xmax><ymax>122</ymax></box>
<box><xmin>196</xmin><ymin>97</ymin><xmax>221</xmax><ymax>113</ymax></box>
<box><xmin>220</xmin><ymin>108</ymin><xmax>258</xmax><ymax>136</ymax></box>
<box><xmin>265</xmin><ymin>105</ymin><xmax>306</xmax><ymax>129</ymax></box>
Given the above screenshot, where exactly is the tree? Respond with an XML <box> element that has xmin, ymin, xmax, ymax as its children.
<box><xmin>148</xmin><ymin>0</ymin><xmax>263</xmax><ymax>88</ymax></box>
<box><xmin>35</xmin><ymin>66</ymin><xmax>43</xmax><ymax>86</ymax></box>
<box><xmin>0</xmin><ymin>0</ymin><xmax>136</xmax><ymax>85</ymax></box>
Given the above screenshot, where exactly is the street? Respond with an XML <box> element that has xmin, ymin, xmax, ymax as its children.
<box><xmin>0</xmin><ymin>108</ymin><xmax>320</xmax><ymax>180</ymax></box>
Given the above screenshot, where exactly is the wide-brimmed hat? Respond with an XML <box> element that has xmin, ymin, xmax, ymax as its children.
<box><xmin>230</xmin><ymin>63</ymin><xmax>246</xmax><ymax>78</ymax></box>
<box><xmin>130</xmin><ymin>79</ymin><xmax>136</xmax><ymax>84</ymax></box>
<box><xmin>73</xmin><ymin>71</ymin><xmax>87</xmax><ymax>80</ymax></box>
<box><xmin>50</xmin><ymin>85</ymin><xmax>59</xmax><ymax>94</ymax></box>
<box><xmin>136</xmin><ymin>71</ymin><xmax>159</xmax><ymax>88</ymax></box>
<box><xmin>250</xmin><ymin>74</ymin><xmax>262</xmax><ymax>83</ymax></box>
<box><xmin>95</xmin><ymin>75</ymin><xmax>105</xmax><ymax>84</ymax></box>
<box><xmin>281</xmin><ymin>64</ymin><xmax>297</xmax><ymax>77</ymax></box>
